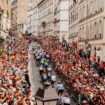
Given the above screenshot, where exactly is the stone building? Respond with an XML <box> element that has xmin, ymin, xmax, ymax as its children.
<box><xmin>11</xmin><ymin>0</ymin><xmax>17</xmax><ymax>35</ymax></box>
<box><xmin>0</xmin><ymin>0</ymin><xmax>11</xmax><ymax>39</ymax></box>
<box><xmin>54</xmin><ymin>0</ymin><xmax>69</xmax><ymax>42</ymax></box>
<box><xmin>78</xmin><ymin>0</ymin><xmax>105</xmax><ymax>61</ymax></box>
<box><xmin>27</xmin><ymin>0</ymin><xmax>38</xmax><ymax>35</ymax></box>
<box><xmin>69</xmin><ymin>0</ymin><xmax>79</xmax><ymax>42</ymax></box>
<box><xmin>11</xmin><ymin>0</ymin><xmax>28</xmax><ymax>34</ymax></box>
<box><xmin>38</xmin><ymin>0</ymin><xmax>54</xmax><ymax>36</ymax></box>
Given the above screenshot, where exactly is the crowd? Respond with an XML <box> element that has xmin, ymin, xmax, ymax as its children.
<box><xmin>34</xmin><ymin>35</ymin><xmax>105</xmax><ymax>105</ymax></box>
<box><xmin>0</xmin><ymin>38</ymin><xmax>30</xmax><ymax>105</ymax></box>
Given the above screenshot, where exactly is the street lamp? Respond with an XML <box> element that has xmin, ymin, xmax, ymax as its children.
<box><xmin>35</xmin><ymin>87</ymin><xmax>59</xmax><ymax>105</ymax></box>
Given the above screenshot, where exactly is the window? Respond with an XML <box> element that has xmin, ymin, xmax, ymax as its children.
<box><xmin>83</xmin><ymin>6</ymin><xmax>85</xmax><ymax>19</ymax></box>
<box><xmin>0</xmin><ymin>14</ymin><xmax>1</xmax><ymax>20</ymax></box>
<box><xmin>79</xmin><ymin>8</ymin><xmax>81</xmax><ymax>20</ymax></box>
<box><xmin>98</xmin><ymin>20</ymin><xmax>103</xmax><ymax>38</ymax></box>
<box><xmin>82</xmin><ymin>27</ymin><xmax>84</xmax><ymax>39</ymax></box>
<box><xmin>94</xmin><ymin>0</ymin><xmax>97</xmax><ymax>12</ymax></box>
<box><xmin>79</xmin><ymin>28</ymin><xmax>81</xmax><ymax>38</ymax></box>
<box><xmin>99</xmin><ymin>0</ymin><xmax>104</xmax><ymax>10</ymax></box>
<box><xmin>7</xmin><ymin>11</ymin><xmax>9</xmax><ymax>18</ymax></box>
<box><xmin>94</xmin><ymin>22</ymin><xmax>97</xmax><ymax>38</ymax></box>
<box><xmin>86</xmin><ymin>4</ymin><xmax>89</xmax><ymax>16</ymax></box>
<box><xmin>90</xmin><ymin>0</ymin><xmax>92</xmax><ymax>14</ymax></box>
<box><xmin>7</xmin><ymin>0</ymin><xmax>8</xmax><ymax>4</ymax></box>
<box><xmin>90</xmin><ymin>23</ymin><xmax>93</xmax><ymax>39</ymax></box>
<box><xmin>86</xmin><ymin>25</ymin><xmax>89</xmax><ymax>38</ymax></box>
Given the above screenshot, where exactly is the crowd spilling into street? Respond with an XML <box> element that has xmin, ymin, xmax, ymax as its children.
<box><xmin>0</xmin><ymin>38</ymin><xmax>30</xmax><ymax>105</ymax></box>
<box><xmin>33</xmin><ymin>35</ymin><xmax>105</xmax><ymax>105</ymax></box>
<box><xmin>33</xmin><ymin>42</ymin><xmax>71</xmax><ymax>105</ymax></box>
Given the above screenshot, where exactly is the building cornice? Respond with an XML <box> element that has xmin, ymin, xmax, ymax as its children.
<box><xmin>38</xmin><ymin>0</ymin><xmax>46</xmax><ymax>6</ymax></box>
<box><xmin>79</xmin><ymin>37</ymin><xmax>103</xmax><ymax>42</ymax></box>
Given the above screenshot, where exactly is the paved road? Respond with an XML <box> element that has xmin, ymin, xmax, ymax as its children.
<box><xmin>28</xmin><ymin>42</ymin><xmax>42</xmax><ymax>105</ymax></box>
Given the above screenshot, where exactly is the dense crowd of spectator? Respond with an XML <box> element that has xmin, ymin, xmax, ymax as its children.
<box><xmin>34</xmin><ymin>35</ymin><xmax>105</xmax><ymax>105</ymax></box>
<box><xmin>0</xmin><ymin>38</ymin><xmax>30</xmax><ymax>105</ymax></box>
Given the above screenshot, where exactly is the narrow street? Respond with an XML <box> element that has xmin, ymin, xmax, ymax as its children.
<box><xmin>28</xmin><ymin>41</ymin><xmax>77</xmax><ymax>105</ymax></box>
<box><xmin>28</xmin><ymin>42</ymin><xmax>42</xmax><ymax>104</ymax></box>
<box><xmin>0</xmin><ymin>0</ymin><xmax>105</xmax><ymax>105</ymax></box>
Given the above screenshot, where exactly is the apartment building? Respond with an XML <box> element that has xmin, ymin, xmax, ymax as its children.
<box><xmin>17</xmin><ymin>0</ymin><xmax>28</xmax><ymax>34</ymax></box>
<box><xmin>38</xmin><ymin>0</ymin><xmax>54</xmax><ymax>36</ymax></box>
<box><xmin>27</xmin><ymin>0</ymin><xmax>38</xmax><ymax>35</ymax></box>
<box><xmin>11</xmin><ymin>0</ymin><xmax>28</xmax><ymax>34</ymax></box>
<box><xmin>69</xmin><ymin>0</ymin><xmax>79</xmax><ymax>43</ymax></box>
<box><xmin>54</xmin><ymin>0</ymin><xmax>69</xmax><ymax>42</ymax></box>
<box><xmin>78</xmin><ymin>0</ymin><xmax>105</xmax><ymax>61</ymax></box>
<box><xmin>11</xmin><ymin>0</ymin><xmax>17</xmax><ymax>35</ymax></box>
<box><xmin>0</xmin><ymin>0</ymin><xmax>11</xmax><ymax>39</ymax></box>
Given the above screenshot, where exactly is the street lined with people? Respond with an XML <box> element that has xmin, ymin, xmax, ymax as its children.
<box><xmin>32</xmin><ymin>41</ymin><xmax>72</xmax><ymax>105</ymax></box>
<box><xmin>30</xmin><ymin>35</ymin><xmax>105</xmax><ymax>105</ymax></box>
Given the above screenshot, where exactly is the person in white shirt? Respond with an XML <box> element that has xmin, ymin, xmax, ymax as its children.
<box><xmin>56</xmin><ymin>81</ymin><xmax>64</xmax><ymax>96</ymax></box>
<box><xmin>60</xmin><ymin>93</ymin><xmax>70</xmax><ymax>105</ymax></box>
<box><xmin>51</xmin><ymin>74</ymin><xmax>56</xmax><ymax>85</ymax></box>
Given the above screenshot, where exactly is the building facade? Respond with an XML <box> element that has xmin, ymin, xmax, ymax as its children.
<box><xmin>0</xmin><ymin>0</ymin><xmax>11</xmax><ymax>39</ymax></box>
<box><xmin>11</xmin><ymin>0</ymin><xmax>17</xmax><ymax>35</ymax></box>
<box><xmin>27</xmin><ymin>6</ymin><xmax>38</xmax><ymax>35</ymax></box>
<box><xmin>27</xmin><ymin>0</ymin><xmax>38</xmax><ymax>35</ymax></box>
<box><xmin>69</xmin><ymin>0</ymin><xmax>79</xmax><ymax>43</ymax></box>
<box><xmin>78</xmin><ymin>0</ymin><xmax>105</xmax><ymax>61</ymax></box>
<box><xmin>54</xmin><ymin>0</ymin><xmax>69</xmax><ymax>42</ymax></box>
<box><xmin>11</xmin><ymin>0</ymin><xmax>28</xmax><ymax>35</ymax></box>
<box><xmin>0</xmin><ymin>1</ymin><xmax>4</xmax><ymax>37</ymax></box>
<box><xmin>38</xmin><ymin>0</ymin><xmax>54</xmax><ymax>36</ymax></box>
<box><xmin>17</xmin><ymin>0</ymin><xmax>28</xmax><ymax>34</ymax></box>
